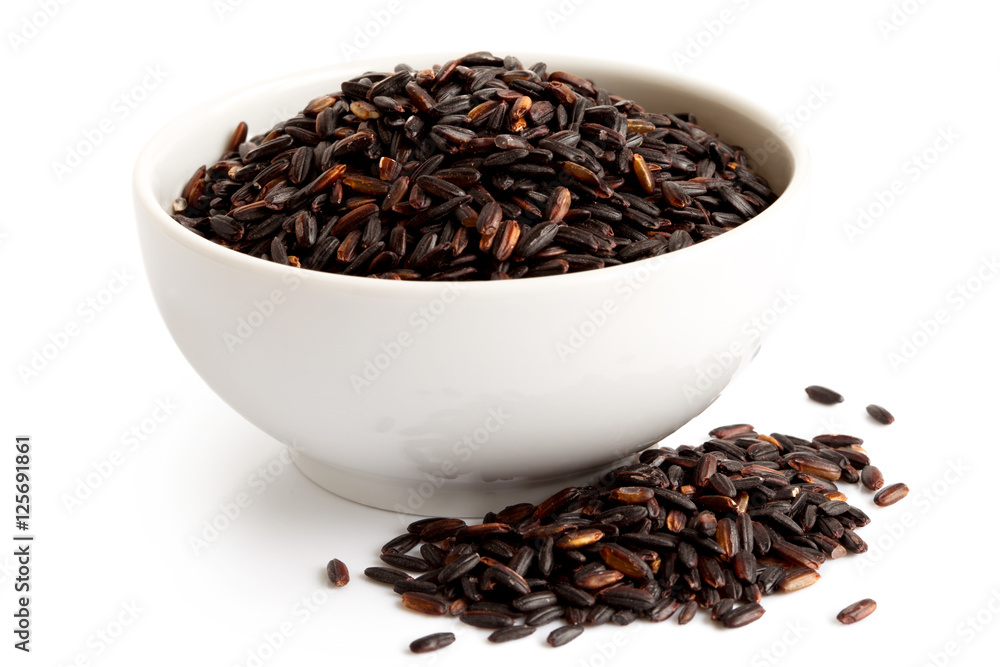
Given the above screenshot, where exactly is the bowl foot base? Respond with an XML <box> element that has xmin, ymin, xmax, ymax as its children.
<box><xmin>292</xmin><ymin>452</ymin><xmax>618</xmax><ymax>517</ymax></box>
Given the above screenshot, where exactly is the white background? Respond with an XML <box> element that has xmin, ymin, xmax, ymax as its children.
<box><xmin>4</xmin><ymin>0</ymin><xmax>1000</xmax><ymax>665</ymax></box>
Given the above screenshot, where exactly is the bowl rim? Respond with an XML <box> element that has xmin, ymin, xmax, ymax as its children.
<box><xmin>133</xmin><ymin>52</ymin><xmax>810</xmax><ymax>297</ymax></box>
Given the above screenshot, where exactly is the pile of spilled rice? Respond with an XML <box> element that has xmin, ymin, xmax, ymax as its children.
<box><xmin>325</xmin><ymin>385</ymin><xmax>906</xmax><ymax>651</ymax></box>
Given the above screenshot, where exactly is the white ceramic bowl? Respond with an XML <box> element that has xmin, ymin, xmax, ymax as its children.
<box><xmin>134</xmin><ymin>53</ymin><xmax>808</xmax><ymax>516</ymax></box>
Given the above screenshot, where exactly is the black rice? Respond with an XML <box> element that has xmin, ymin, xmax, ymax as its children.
<box><xmin>409</xmin><ymin>632</ymin><xmax>455</xmax><ymax>653</ymax></box>
<box><xmin>805</xmin><ymin>385</ymin><xmax>845</xmax><ymax>405</ymax></box>
<box><xmin>173</xmin><ymin>52</ymin><xmax>778</xmax><ymax>280</ymax></box>
<box><xmin>348</xmin><ymin>410</ymin><xmax>911</xmax><ymax>652</ymax></box>
<box><xmin>837</xmin><ymin>598</ymin><xmax>877</xmax><ymax>624</ymax></box>
<box><xmin>326</xmin><ymin>558</ymin><xmax>349</xmax><ymax>587</ymax></box>
<box><xmin>866</xmin><ymin>404</ymin><xmax>895</xmax><ymax>425</ymax></box>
